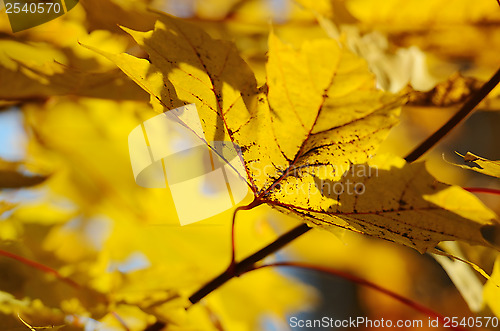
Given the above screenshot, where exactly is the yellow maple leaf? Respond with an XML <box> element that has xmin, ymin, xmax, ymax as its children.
<box><xmin>269</xmin><ymin>154</ymin><xmax>498</xmax><ymax>253</ymax></box>
<box><xmin>1</xmin><ymin>1</ymin><xmax>499</xmax><ymax>330</ymax></box>
<box><xmin>91</xmin><ymin>13</ymin><xmax>500</xmax><ymax>254</ymax></box>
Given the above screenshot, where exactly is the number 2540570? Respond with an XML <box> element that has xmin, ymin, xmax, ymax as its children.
<box><xmin>5</xmin><ymin>2</ymin><xmax>62</xmax><ymax>14</ymax></box>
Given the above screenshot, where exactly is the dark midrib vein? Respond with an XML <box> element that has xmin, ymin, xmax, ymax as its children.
<box><xmin>282</xmin><ymin>203</ymin><xmax>465</xmax><ymax>241</ymax></box>
<box><xmin>269</xmin><ymin>198</ymin><xmax>442</xmax><ymax>216</ymax></box>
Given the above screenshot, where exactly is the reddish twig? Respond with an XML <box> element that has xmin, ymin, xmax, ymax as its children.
<box><xmin>188</xmin><ymin>222</ymin><xmax>311</xmax><ymax>304</ymax></box>
<box><xmin>252</xmin><ymin>262</ymin><xmax>468</xmax><ymax>331</ymax></box>
<box><xmin>188</xmin><ymin>68</ymin><xmax>500</xmax><ymax>310</ymax></box>
<box><xmin>111</xmin><ymin>312</ymin><xmax>130</xmax><ymax>331</ymax></box>
<box><xmin>229</xmin><ymin>198</ymin><xmax>265</xmax><ymax>267</ymax></box>
<box><xmin>0</xmin><ymin>249</ymin><xmax>80</xmax><ymax>288</ymax></box>
<box><xmin>464</xmin><ymin>187</ymin><xmax>500</xmax><ymax>196</ymax></box>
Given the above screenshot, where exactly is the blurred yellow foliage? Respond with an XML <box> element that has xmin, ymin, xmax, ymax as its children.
<box><xmin>0</xmin><ymin>0</ymin><xmax>499</xmax><ymax>330</ymax></box>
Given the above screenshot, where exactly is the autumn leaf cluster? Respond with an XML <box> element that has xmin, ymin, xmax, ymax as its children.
<box><xmin>0</xmin><ymin>0</ymin><xmax>500</xmax><ymax>330</ymax></box>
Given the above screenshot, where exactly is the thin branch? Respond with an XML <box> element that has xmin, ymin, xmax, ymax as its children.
<box><xmin>188</xmin><ymin>222</ymin><xmax>311</xmax><ymax>305</ymax></box>
<box><xmin>251</xmin><ymin>262</ymin><xmax>468</xmax><ymax>331</ymax></box>
<box><xmin>404</xmin><ymin>68</ymin><xmax>500</xmax><ymax>163</ymax></box>
<box><xmin>464</xmin><ymin>187</ymin><xmax>500</xmax><ymax>196</ymax></box>
<box><xmin>0</xmin><ymin>249</ymin><xmax>79</xmax><ymax>288</ymax></box>
<box><xmin>188</xmin><ymin>69</ymin><xmax>500</xmax><ymax>308</ymax></box>
<box><xmin>111</xmin><ymin>312</ymin><xmax>130</xmax><ymax>331</ymax></box>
